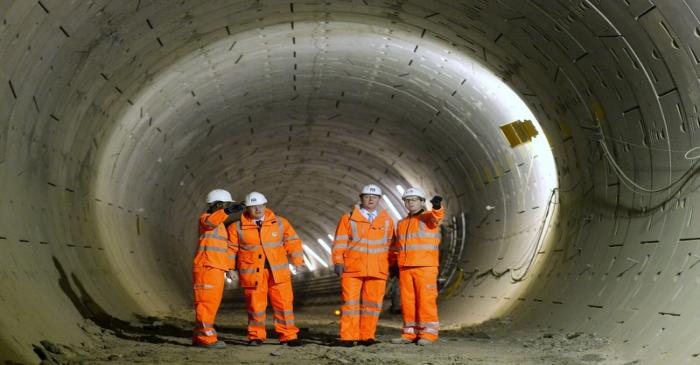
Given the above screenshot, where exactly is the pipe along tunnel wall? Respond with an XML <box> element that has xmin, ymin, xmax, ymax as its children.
<box><xmin>1</xmin><ymin>1</ymin><xmax>700</xmax><ymax>363</ymax></box>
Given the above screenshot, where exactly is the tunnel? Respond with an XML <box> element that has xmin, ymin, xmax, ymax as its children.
<box><xmin>1</xmin><ymin>0</ymin><xmax>700</xmax><ymax>364</ymax></box>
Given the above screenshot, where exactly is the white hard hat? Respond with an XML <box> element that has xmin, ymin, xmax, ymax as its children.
<box><xmin>245</xmin><ymin>191</ymin><xmax>268</xmax><ymax>206</ymax></box>
<box><xmin>402</xmin><ymin>187</ymin><xmax>426</xmax><ymax>200</ymax></box>
<box><xmin>206</xmin><ymin>189</ymin><xmax>233</xmax><ymax>204</ymax></box>
<box><xmin>360</xmin><ymin>184</ymin><xmax>382</xmax><ymax>196</ymax></box>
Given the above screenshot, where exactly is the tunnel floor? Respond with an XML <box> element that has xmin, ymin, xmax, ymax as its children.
<box><xmin>32</xmin><ymin>305</ymin><xmax>623</xmax><ymax>365</ymax></box>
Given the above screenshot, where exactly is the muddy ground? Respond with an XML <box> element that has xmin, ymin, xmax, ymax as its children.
<box><xmin>31</xmin><ymin>306</ymin><xmax>629</xmax><ymax>365</ymax></box>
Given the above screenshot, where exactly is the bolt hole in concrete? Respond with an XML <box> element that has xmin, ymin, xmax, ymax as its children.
<box><xmin>2</xmin><ymin>2</ymin><xmax>652</xmax><ymax>365</ymax></box>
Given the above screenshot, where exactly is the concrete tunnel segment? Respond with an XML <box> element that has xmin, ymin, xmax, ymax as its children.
<box><xmin>1</xmin><ymin>1</ymin><xmax>699</xmax><ymax>363</ymax></box>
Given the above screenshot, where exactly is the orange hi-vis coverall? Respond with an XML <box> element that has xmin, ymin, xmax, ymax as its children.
<box><xmin>228</xmin><ymin>208</ymin><xmax>304</xmax><ymax>342</ymax></box>
<box><xmin>192</xmin><ymin>208</ymin><xmax>237</xmax><ymax>345</ymax></box>
<box><xmin>391</xmin><ymin>206</ymin><xmax>444</xmax><ymax>342</ymax></box>
<box><xmin>332</xmin><ymin>207</ymin><xmax>395</xmax><ymax>341</ymax></box>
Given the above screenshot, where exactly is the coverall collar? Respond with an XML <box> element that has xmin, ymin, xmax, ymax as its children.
<box><xmin>350</xmin><ymin>206</ymin><xmax>387</xmax><ymax>225</ymax></box>
<box><xmin>241</xmin><ymin>208</ymin><xmax>277</xmax><ymax>226</ymax></box>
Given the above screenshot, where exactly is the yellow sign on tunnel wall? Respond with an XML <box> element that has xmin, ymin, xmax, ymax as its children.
<box><xmin>499</xmin><ymin>119</ymin><xmax>539</xmax><ymax>147</ymax></box>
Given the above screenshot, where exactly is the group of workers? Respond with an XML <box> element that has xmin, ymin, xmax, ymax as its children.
<box><xmin>192</xmin><ymin>184</ymin><xmax>444</xmax><ymax>349</ymax></box>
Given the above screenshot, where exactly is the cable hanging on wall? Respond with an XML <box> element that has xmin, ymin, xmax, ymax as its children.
<box><xmin>596</xmin><ymin>124</ymin><xmax>700</xmax><ymax>194</ymax></box>
<box><xmin>473</xmin><ymin>187</ymin><xmax>558</xmax><ymax>284</ymax></box>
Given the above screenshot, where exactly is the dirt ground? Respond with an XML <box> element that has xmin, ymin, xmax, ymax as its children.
<box><xmin>31</xmin><ymin>305</ymin><xmax>627</xmax><ymax>365</ymax></box>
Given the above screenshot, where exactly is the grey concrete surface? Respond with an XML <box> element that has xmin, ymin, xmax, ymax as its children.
<box><xmin>1</xmin><ymin>1</ymin><xmax>699</xmax><ymax>364</ymax></box>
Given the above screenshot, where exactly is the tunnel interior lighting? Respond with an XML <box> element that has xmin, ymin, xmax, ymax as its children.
<box><xmin>316</xmin><ymin>238</ymin><xmax>332</xmax><ymax>254</ymax></box>
<box><xmin>303</xmin><ymin>244</ymin><xmax>329</xmax><ymax>268</ymax></box>
<box><xmin>327</xmin><ymin>234</ymin><xmax>334</xmax><ymax>242</ymax></box>
<box><xmin>396</xmin><ymin>185</ymin><xmax>405</xmax><ymax>195</ymax></box>
<box><xmin>382</xmin><ymin>194</ymin><xmax>402</xmax><ymax>220</ymax></box>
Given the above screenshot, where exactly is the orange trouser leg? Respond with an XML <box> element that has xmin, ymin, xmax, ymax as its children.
<box><xmin>193</xmin><ymin>266</ymin><xmax>225</xmax><ymax>345</ymax></box>
<box><xmin>244</xmin><ymin>268</ymin><xmax>270</xmax><ymax>341</ymax></box>
<box><xmin>339</xmin><ymin>276</ymin><xmax>363</xmax><ymax>340</ymax></box>
<box><xmin>269</xmin><ymin>277</ymin><xmax>299</xmax><ymax>342</ymax></box>
<box><xmin>359</xmin><ymin>277</ymin><xmax>386</xmax><ymax>341</ymax></box>
<box><xmin>399</xmin><ymin>267</ymin><xmax>418</xmax><ymax>341</ymax></box>
<box><xmin>414</xmin><ymin>267</ymin><xmax>439</xmax><ymax>341</ymax></box>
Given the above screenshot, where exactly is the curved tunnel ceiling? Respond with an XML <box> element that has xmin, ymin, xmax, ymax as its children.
<box><xmin>1</xmin><ymin>1</ymin><xmax>699</xmax><ymax>364</ymax></box>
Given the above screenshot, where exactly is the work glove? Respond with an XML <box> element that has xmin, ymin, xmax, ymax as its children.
<box><xmin>334</xmin><ymin>264</ymin><xmax>344</xmax><ymax>277</ymax></box>
<box><xmin>430</xmin><ymin>195</ymin><xmax>443</xmax><ymax>210</ymax></box>
<box><xmin>294</xmin><ymin>264</ymin><xmax>308</xmax><ymax>275</ymax></box>
<box><xmin>225</xmin><ymin>203</ymin><xmax>245</xmax><ymax>214</ymax></box>
<box><xmin>225</xmin><ymin>270</ymin><xmax>238</xmax><ymax>281</ymax></box>
<box><xmin>389</xmin><ymin>265</ymin><xmax>399</xmax><ymax>278</ymax></box>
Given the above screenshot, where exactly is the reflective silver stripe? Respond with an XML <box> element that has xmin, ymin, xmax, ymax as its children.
<box><xmin>362</xmin><ymin>301</ymin><xmax>383</xmax><ymax>309</ymax></box>
<box><xmin>347</xmin><ymin>246</ymin><xmax>388</xmax><ymax>254</ymax></box>
<box><xmin>419</xmin><ymin>322</ymin><xmax>440</xmax><ymax>327</ymax></box>
<box><xmin>384</xmin><ymin>220</ymin><xmax>389</xmax><ymax>241</ymax></box>
<box><xmin>334</xmin><ymin>243</ymin><xmax>348</xmax><ymax>249</ymax></box>
<box><xmin>404</xmin><ymin>244</ymin><xmax>440</xmax><ymax>250</ymax></box>
<box><xmin>240</xmin><ymin>245</ymin><xmax>259</xmax><ymax>250</ymax></box>
<box><xmin>350</xmin><ymin>221</ymin><xmax>359</xmax><ymax>242</ymax></box>
<box><xmin>197</xmin><ymin>245</ymin><xmax>227</xmax><ymax>253</ymax></box>
<box><xmin>249</xmin><ymin>320</ymin><xmax>265</xmax><ymax>326</ymax></box>
<box><xmin>285</xmin><ymin>235</ymin><xmax>299</xmax><ymax>241</ymax></box>
<box><xmin>403</xmin><ymin>327</ymin><xmax>416</xmax><ymax>334</ymax></box>
<box><xmin>335</xmin><ymin>234</ymin><xmax>349</xmax><ymax>240</ymax></box>
<box><xmin>274</xmin><ymin>309</ymin><xmax>295</xmax><ymax>316</ymax></box>
<box><xmin>290</xmin><ymin>252</ymin><xmax>303</xmax><ymax>257</ymax></box>
<box><xmin>239</xmin><ymin>268</ymin><xmax>258</xmax><ymax>273</ymax></box>
<box><xmin>195</xmin><ymin>329</ymin><xmax>217</xmax><ymax>336</ymax></box>
<box><xmin>270</xmin><ymin>262</ymin><xmax>289</xmax><ymax>270</ymax></box>
<box><xmin>397</xmin><ymin>232</ymin><xmax>441</xmax><ymax>240</ymax></box>
<box><xmin>342</xmin><ymin>310</ymin><xmax>361</xmax><ymax>316</ymax></box>
<box><xmin>193</xmin><ymin>284</ymin><xmax>214</xmax><ymax>289</ymax></box>
<box><xmin>200</xmin><ymin>232</ymin><xmax>228</xmax><ymax>241</ymax></box>
<box><xmin>403</xmin><ymin>322</ymin><xmax>418</xmax><ymax>326</ymax></box>
<box><xmin>273</xmin><ymin>318</ymin><xmax>295</xmax><ymax>325</ymax></box>
<box><xmin>365</xmin><ymin>238</ymin><xmax>388</xmax><ymax>245</ymax></box>
<box><xmin>204</xmin><ymin>219</ymin><xmax>217</xmax><ymax>228</ymax></box>
<box><xmin>199</xmin><ymin>322</ymin><xmax>214</xmax><ymax>328</ymax></box>
<box><xmin>236</xmin><ymin>221</ymin><xmax>243</xmax><ymax>240</ymax></box>
<box><xmin>263</xmin><ymin>241</ymin><xmax>283</xmax><ymax>248</ymax></box>
<box><xmin>426</xmin><ymin>284</ymin><xmax>437</xmax><ymax>289</ymax></box>
<box><xmin>249</xmin><ymin>311</ymin><xmax>266</xmax><ymax>317</ymax></box>
<box><xmin>343</xmin><ymin>300</ymin><xmax>361</xmax><ymax>306</ymax></box>
<box><xmin>360</xmin><ymin>310</ymin><xmax>381</xmax><ymax>317</ymax></box>
<box><xmin>421</xmin><ymin>328</ymin><xmax>439</xmax><ymax>335</ymax></box>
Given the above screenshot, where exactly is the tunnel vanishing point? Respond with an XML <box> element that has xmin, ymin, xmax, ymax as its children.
<box><xmin>2</xmin><ymin>0</ymin><xmax>700</xmax><ymax>363</ymax></box>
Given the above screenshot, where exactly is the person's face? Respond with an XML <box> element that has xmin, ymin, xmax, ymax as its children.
<box><xmin>247</xmin><ymin>204</ymin><xmax>266</xmax><ymax>219</ymax></box>
<box><xmin>360</xmin><ymin>194</ymin><xmax>380</xmax><ymax>211</ymax></box>
<box><xmin>403</xmin><ymin>196</ymin><xmax>424</xmax><ymax>214</ymax></box>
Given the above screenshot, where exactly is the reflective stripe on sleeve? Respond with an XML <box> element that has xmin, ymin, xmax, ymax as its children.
<box><xmin>270</xmin><ymin>262</ymin><xmax>289</xmax><ymax>270</ymax></box>
<box><xmin>193</xmin><ymin>283</ymin><xmax>215</xmax><ymax>289</ymax></box>
<box><xmin>197</xmin><ymin>245</ymin><xmax>227</xmax><ymax>253</ymax></box>
<box><xmin>200</xmin><ymin>232</ymin><xmax>229</xmax><ymax>241</ymax></box>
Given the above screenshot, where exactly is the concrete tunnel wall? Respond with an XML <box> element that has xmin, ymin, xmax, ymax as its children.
<box><xmin>1</xmin><ymin>1</ymin><xmax>699</xmax><ymax>363</ymax></box>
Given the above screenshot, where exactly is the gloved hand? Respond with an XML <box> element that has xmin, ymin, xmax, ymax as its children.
<box><xmin>294</xmin><ymin>264</ymin><xmax>308</xmax><ymax>275</ymax></box>
<box><xmin>225</xmin><ymin>270</ymin><xmax>238</xmax><ymax>281</ymax></box>
<box><xmin>430</xmin><ymin>195</ymin><xmax>443</xmax><ymax>210</ymax></box>
<box><xmin>334</xmin><ymin>264</ymin><xmax>344</xmax><ymax>276</ymax></box>
<box><xmin>389</xmin><ymin>265</ymin><xmax>399</xmax><ymax>278</ymax></box>
<box><xmin>225</xmin><ymin>203</ymin><xmax>245</xmax><ymax>214</ymax></box>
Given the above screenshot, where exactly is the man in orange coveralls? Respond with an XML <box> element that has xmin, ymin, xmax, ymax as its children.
<box><xmin>332</xmin><ymin>184</ymin><xmax>395</xmax><ymax>347</ymax></box>
<box><xmin>193</xmin><ymin>188</ymin><xmax>244</xmax><ymax>348</ymax></box>
<box><xmin>228</xmin><ymin>191</ymin><xmax>305</xmax><ymax>346</ymax></box>
<box><xmin>390</xmin><ymin>187</ymin><xmax>444</xmax><ymax>346</ymax></box>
